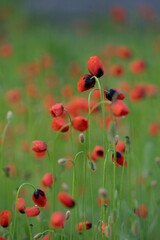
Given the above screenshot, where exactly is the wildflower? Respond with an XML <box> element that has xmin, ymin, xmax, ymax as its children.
<box><xmin>101</xmin><ymin>223</ymin><xmax>107</xmax><ymax>235</ymax></box>
<box><xmin>110</xmin><ymin>65</ymin><xmax>123</xmax><ymax>77</ymax></box>
<box><xmin>17</xmin><ymin>198</ymin><xmax>25</xmax><ymax>213</ymax></box>
<box><xmin>57</xmin><ymin>192</ymin><xmax>75</xmax><ymax>208</ymax></box>
<box><xmin>93</xmin><ymin>146</ymin><xmax>104</xmax><ymax>158</ymax></box>
<box><xmin>32</xmin><ymin>141</ymin><xmax>47</xmax><ymax>153</ymax></box>
<box><xmin>148</xmin><ymin>122</ymin><xmax>159</xmax><ymax>136</ymax></box>
<box><xmin>72</xmin><ymin>116</ymin><xmax>88</xmax><ymax>132</ymax></box>
<box><xmin>87</xmin><ymin>56</ymin><xmax>104</xmax><ymax>78</ymax></box>
<box><xmin>6</xmin><ymin>89</ymin><xmax>21</xmax><ymax>103</ymax></box>
<box><xmin>112</xmin><ymin>152</ymin><xmax>127</xmax><ymax>167</ymax></box>
<box><xmin>99</xmin><ymin>188</ymin><xmax>107</xmax><ymax>198</ymax></box>
<box><xmin>76</xmin><ymin>221</ymin><xmax>92</xmax><ymax>231</ymax></box>
<box><xmin>106</xmin><ymin>88</ymin><xmax>125</xmax><ymax>101</ymax></box>
<box><xmin>32</xmin><ymin>189</ymin><xmax>47</xmax><ymax>207</ymax></box>
<box><xmin>0</xmin><ymin>43</ymin><xmax>13</xmax><ymax>58</ymax></box>
<box><xmin>50</xmin><ymin>103</ymin><xmax>64</xmax><ymax>117</ymax></box>
<box><xmin>111</xmin><ymin>100</ymin><xmax>129</xmax><ymax>118</ymax></box>
<box><xmin>42</xmin><ymin>173</ymin><xmax>53</xmax><ymax>188</ymax></box>
<box><xmin>42</xmin><ymin>235</ymin><xmax>53</xmax><ymax>240</ymax></box>
<box><xmin>51</xmin><ymin>118</ymin><xmax>69</xmax><ymax>132</ymax></box>
<box><xmin>25</xmin><ymin>207</ymin><xmax>40</xmax><ymax>217</ymax></box>
<box><xmin>134</xmin><ymin>204</ymin><xmax>147</xmax><ymax>218</ymax></box>
<box><xmin>50</xmin><ymin>212</ymin><xmax>65</xmax><ymax>228</ymax></box>
<box><xmin>0</xmin><ymin>210</ymin><xmax>11</xmax><ymax>228</ymax></box>
<box><xmin>116</xmin><ymin>141</ymin><xmax>125</xmax><ymax>153</ymax></box>
<box><xmin>77</xmin><ymin>74</ymin><xmax>95</xmax><ymax>92</ymax></box>
<box><xmin>130</xmin><ymin>60</ymin><xmax>146</xmax><ymax>74</ymax></box>
<box><xmin>110</xmin><ymin>6</ymin><xmax>126</xmax><ymax>23</ymax></box>
<box><xmin>116</xmin><ymin>46</ymin><xmax>131</xmax><ymax>59</ymax></box>
<box><xmin>0</xmin><ymin>237</ymin><xmax>7</xmax><ymax>240</ymax></box>
<box><xmin>97</xmin><ymin>197</ymin><xmax>110</xmax><ymax>206</ymax></box>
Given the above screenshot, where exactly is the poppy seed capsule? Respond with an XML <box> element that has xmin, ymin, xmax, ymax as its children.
<box><xmin>57</xmin><ymin>192</ymin><xmax>75</xmax><ymax>208</ymax></box>
<box><xmin>32</xmin><ymin>189</ymin><xmax>47</xmax><ymax>207</ymax></box>
<box><xmin>77</xmin><ymin>74</ymin><xmax>95</xmax><ymax>92</ymax></box>
<box><xmin>79</xmin><ymin>133</ymin><xmax>85</xmax><ymax>144</ymax></box>
<box><xmin>99</xmin><ymin>188</ymin><xmax>107</xmax><ymax>198</ymax></box>
<box><xmin>65</xmin><ymin>210</ymin><xmax>71</xmax><ymax>221</ymax></box>
<box><xmin>87</xmin><ymin>56</ymin><xmax>104</xmax><ymax>78</ymax></box>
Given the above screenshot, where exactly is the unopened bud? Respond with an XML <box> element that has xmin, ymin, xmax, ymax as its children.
<box><xmin>34</xmin><ymin>233</ymin><xmax>43</xmax><ymax>239</ymax></box>
<box><xmin>79</xmin><ymin>133</ymin><xmax>85</xmax><ymax>144</ymax></box>
<box><xmin>99</xmin><ymin>188</ymin><xmax>107</xmax><ymax>198</ymax></box>
<box><xmin>131</xmin><ymin>221</ymin><xmax>139</xmax><ymax>236</ymax></box>
<box><xmin>155</xmin><ymin>157</ymin><xmax>160</xmax><ymax>165</ymax></box>
<box><xmin>58</xmin><ymin>158</ymin><xmax>67</xmax><ymax>165</ymax></box>
<box><xmin>111</xmin><ymin>210</ymin><xmax>118</xmax><ymax>224</ymax></box>
<box><xmin>89</xmin><ymin>160</ymin><xmax>96</xmax><ymax>171</ymax></box>
<box><xmin>65</xmin><ymin>210</ymin><xmax>70</xmax><ymax>221</ymax></box>
<box><xmin>7</xmin><ymin>111</ymin><xmax>13</xmax><ymax>122</ymax></box>
<box><xmin>105</xmin><ymin>225</ymin><xmax>111</xmax><ymax>238</ymax></box>
<box><xmin>115</xmin><ymin>135</ymin><xmax>119</xmax><ymax>145</ymax></box>
<box><xmin>151</xmin><ymin>180</ymin><xmax>157</xmax><ymax>187</ymax></box>
<box><xmin>62</xmin><ymin>182</ymin><xmax>69</xmax><ymax>192</ymax></box>
<box><xmin>125</xmin><ymin>136</ymin><xmax>130</xmax><ymax>145</ymax></box>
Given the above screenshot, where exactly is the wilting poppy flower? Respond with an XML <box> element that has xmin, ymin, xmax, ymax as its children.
<box><xmin>87</xmin><ymin>56</ymin><xmax>104</xmax><ymax>78</ymax></box>
<box><xmin>77</xmin><ymin>74</ymin><xmax>95</xmax><ymax>92</ymax></box>
<box><xmin>51</xmin><ymin>118</ymin><xmax>69</xmax><ymax>132</ymax></box>
<box><xmin>101</xmin><ymin>223</ymin><xmax>108</xmax><ymax>235</ymax></box>
<box><xmin>116</xmin><ymin>46</ymin><xmax>131</xmax><ymax>59</ymax></box>
<box><xmin>72</xmin><ymin>116</ymin><xmax>88</xmax><ymax>132</ymax></box>
<box><xmin>50</xmin><ymin>212</ymin><xmax>65</xmax><ymax>229</ymax></box>
<box><xmin>32</xmin><ymin>141</ymin><xmax>47</xmax><ymax>153</ymax></box>
<box><xmin>134</xmin><ymin>204</ymin><xmax>147</xmax><ymax>218</ymax></box>
<box><xmin>42</xmin><ymin>173</ymin><xmax>53</xmax><ymax>188</ymax></box>
<box><xmin>110</xmin><ymin>6</ymin><xmax>126</xmax><ymax>23</ymax></box>
<box><xmin>112</xmin><ymin>152</ymin><xmax>127</xmax><ymax>167</ymax></box>
<box><xmin>0</xmin><ymin>210</ymin><xmax>11</xmax><ymax>228</ymax></box>
<box><xmin>76</xmin><ymin>221</ymin><xmax>92</xmax><ymax>231</ymax></box>
<box><xmin>111</xmin><ymin>100</ymin><xmax>129</xmax><ymax>118</ymax></box>
<box><xmin>25</xmin><ymin>207</ymin><xmax>40</xmax><ymax>217</ymax></box>
<box><xmin>93</xmin><ymin>146</ymin><xmax>104</xmax><ymax>158</ymax></box>
<box><xmin>148</xmin><ymin>122</ymin><xmax>159</xmax><ymax>136</ymax></box>
<box><xmin>17</xmin><ymin>198</ymin><xmax>25</xmax><ymax>214</ymax></box>
<box><xmin>32</xmin><ymin>189</ymin><xmax>47</xmax><ymax>207</ymax></box>
<box><xmin>57</xmin><ymin>192</ymin><xmax>75</xmax><ymax>208</ymax></box>
<box><xmin>50</xmin><ymin>103</ymin><xmax>64</xmax><ymax>117</ymax></box>
<box><xmin>106</xmin><ymin>88</ymin><xmax>125</xmax><ymax>101</ymax></box>
<box><xmin>129</xmin><ymin>60</ymin><xmax>146</xmax><ymax>74</ymax></box>
<box><xmin>116</xmin><ymin>141</ymin><xmax>125</xmax><ymax>153</ymax></box>
<box><xmin>110</xmin><ymin>65</ymin><xmax>123</xmax><ymax>77</ymax></box>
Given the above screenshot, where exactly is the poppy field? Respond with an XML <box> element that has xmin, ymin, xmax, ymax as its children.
<box><xmin>0</xmin><ymin>2</ymin><xmax>160</xmax><ymax>240</ymax></box>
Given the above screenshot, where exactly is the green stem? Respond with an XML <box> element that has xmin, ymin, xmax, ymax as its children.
<box><xmin>25</xmin><ymin>215</ymin><xmax>32</xmax><ymax>240</ymax></box>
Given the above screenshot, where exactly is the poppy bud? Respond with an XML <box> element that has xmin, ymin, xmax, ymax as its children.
<box><xmin>115</xmin><ymin>135</ymin><xmax>119</xmax><ymax>145</ymax></box>
<box><xmin>62</xmin><ymin>182</ymin><xmax>69</xmax><ymax>192</ymax></box>
<box><xmin>51</xmin><ymin>118</ymin><xmax>69</xmax><ymax>132</ymax></box>
<box><xmin>87</xmin><ymin>56</ymin><xmax>104</xmax><ymax>78</ymax></box>
<box><xmin>33</xmin><ymin>233</ymin><xmax>43</xmax><ymax>239</ymax></box>
<box><xmin>111</xmin><ymin>100</ymin><xmax>130</xmax><ymax>118</ymax></box>
<box><xmin>72</xmin><ymin>116</ymin><xmax>88</xmax><ymax>132</ymax></box>
<box><xmin>50</xmin><ymin>212</ymin><xmax>65</xmax><ymax>229</ymax></box>
<box><xmin>25</xmin><ymin>207</ymin><xmax>40</xmax><ymax>217</ymax></box>
<box><xmin>0</xmin><ymin>210</ymin><xmax>11</xmax><ymax>228</ymax></box>
<box><xmin>65</xmin><ymin>210</ymin><xmax>71</xmax><ymax>221</ymax></box>
<box><xmin>77</xmin><ymin>74</ymin><xmax>95</xmax><ymax>92</ymax></box>
<box><xmin>17</xmin><ymin>198</ymin><xmax>25</xmax><ymax>214</ymax></box>
<box><xmin>79</xmin><ymin>133</ymin><xmax>85</xmax><ymax>144</ymax></box>
<box><xmin>151</xmin><ymin>180</ymin><xmax>157</xmax><ymax>187</ymax></box>
<box><xmin>155</xmin><ymin>157</ymin><xmax>160</xmax><ymax>165</ymax></box>
<box><xmin>32</xmin><ymin>141</ymin><xmax>47</xmax><ymax>153</ymax></box>
<box><xmin>112</xmin><ymin>151</ymin><xmax>127</xmax><ymax>167</ymax></box>
<box><xmin>58</xmin><ymin>158</ymin><xmax>67</xmax><ymax>165</ymax></box>
<box><xmin>106</xmin><ymin>88</ymin><xmax>125</xmax><ymax>102</ymax></box>
<box><xmin>99</xmin><ymin>188</ymin><xmax>107</xmax><ymax>198</ymax></box>
<box><xmin>42</xmin><ymin>173</ymin><xmax>53</xmax><ymax>188</ymax></box>
<box><xmin>76</xmin><ymin>221</ymin><xmax>92</xmax><ymax>231</ymax></box>
<box><xmin>7</xmin><ymin>111</ymin><xmax>13</xmax><ymax>122</ymax></box>
<box><xmin>57</xmin><ymin>192</ymin><xmax>75</xmax><ymax>208</ymax></box>
<box><xmin>50</xmin><ymin>103</ymin><xmax>64</xmax><ymax>117</ymax></box>
<box><xmin>90</xmin><ymin>160</ymin><xmax>96</xmax><ymax>171</ymax></box>
<box><xmin>32</xmin><ymin>189</ymin><xmax>47</xmax><ymax>207</ymax></box>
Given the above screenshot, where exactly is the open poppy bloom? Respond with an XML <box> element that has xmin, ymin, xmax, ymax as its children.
<box><xmin>112</xmin><ymin>152</ymin><xmax>127</xmax><ymax>167</ymax></box>
<box><xmin>129</xmin><ymin>60</ymin><xmax>146</xmax><ymax>74</ymax></box>
<box><xmin>25</xmin><ymin>207</ymin><xmax>40</xmax><ymax>217</ymax></box>
<box><xmin>87</xmin><ymin>56</ymin><xmax>104</xmax><ymax>78</ymax></box>
<box><xmin>42</xmin><ymin>235</ymin><xmax>53</xmax><ymax>240</ymax></box>
<box><xmin>32</xmin><ymin>141</ymin><xmax>47</xmax><ymax>153</ymax></box>
<box><xmin>110</xmin><ymin>6</ymin><xmax>126</xmax><ymax>23</ymax></box>
<box><xmin>72</xmin><ymin>116</ymin><xmax>88</xmax><ymax>132</ymax></box>
<box><xmin>134</xmin><ymin>204</ymin><xmax>147</xmax><ymax>218</ymax></box>
<box><xmin>110</xmin><ymin>65</ymin><xmax>123</xmax><ymax>77</ymax></box>
<box><xmin>106</xmin><ymin>88</ymin><xmax>125</xmax><ymax>101</ymax></box>
<box><xmin>42</xmin><ymin>173</ymin><xmax>53</xmax><ymax>188</ymax></box>
<box><xmin>116</xmin><ymin>46</ymin><xmax>131</xmax><ymax>59</ymax></box>
<box><xmin>50</xmin><ymin>103</ymin><xmax>64</xmax><ymax>117</ymax></box>
<box><xmin>57</xmin><ymin>192</ymin><xmax>75</xmax><ymax>208</ymax></box>
<box><xmin>77</xmin><ymin>74</ymin><xmax>95</xmax><ymax>92</ymax></box>
<box><xmin>76</xmin><ymin>221</ymin><xmax>92</xmax><ymax>231</ymax></box>
<box><xmin>17</xmin><ymin>198</ymin><xmax>25</xmax><ymax>214</ymax></box>
<box><xmin>32</xmin><ymin>189</ymin><xmax>47</xmax><ymax>207</ymax></box>
<box><xmin>0</xmin><ymin>210</ymin><xmax>11</xmax><ymax>228</ymax></box>
<box><xmin>93</xmin><ymin>146</ymin><xmax>104</xmax><ymax>158</ymax></box>
<box><xmin>148</xmin><ymin>122</ymin><xmax>159</xmax><ymax>136</ymax></box>
<box><xmin>50</xmin><ymin>212</ymin><xmax>65</xmax><ymax>229</ymax></box>
<box><xmin>111</xmin><ymin>100</ymin><xmax>129</xmax><ymax>118</ymax></box>
<box><xmin>116</xmin><ymin>141</ymin><xmax>125</xmax><ymax>153</ymax></box>
<box><xmin>51</xmin><ymin>118</ymin><xmax>69</xmax><ymax>132</ymax></box>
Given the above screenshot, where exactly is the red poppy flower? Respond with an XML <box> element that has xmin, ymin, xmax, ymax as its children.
<box><xmin>87</xmin><ymin>56</ymin><xmax>104</xmax><ymax>78</ymax></box>
<box><xmin>42</xmin><ymin>173</ymin><xmax>53</xmax><ymax>188</ymax></box>
<box><xmin>50</xmin><ymin>212</ymin><xmax>65</xmax><ymax>229</ymax></box>
<box><xmin>148</xmin><ymin>122</ymin><xmax>159</xmax><ymax>136</ymax></box>
<box><xmin>111</xmin><ymin>100</ymin><xmax>129</xmax><ymax>118</ymax></box>
<box><xmin>116</xmin><ymin>141</ymin><xmax>125</xmax><ymax>153</ymax></box>
<box><xmin>32</xmin><ymin>189</ymin><xmax>47</xmax><ymax>207</ymax></box>
<box><xmin>42</xmin><ymin>235</ymin><xmax>53</xmax><ymax>240</ymax></box>
<box><xmin>101</xmin><ymin>223</ymin><xmax>108</xmax><ymax>235</ymax></box>
<box><xmin>72</xmin><ymin>116</ymin><xmax>88</xmax><ymax>132</ymax></box>
<box><xmin>106</xmin><ymin>88</ymin><xmax>125</xmax><ymax>101</ymax></box>
<box><xmin>25</xmin><ymin>207</ymin><xmax>40</xmax><ymax>217</ymax></box>
<box><xmin>110</xmin><ymin>6</ymin><xmax>126</xmax><ymax>23</ymax></box>
<box><xmin>35</xmin><ymin>151</ymin><xmax>47</xmax><ymax>159</ymax></box>
<box><xmin>110</xmin><ymin>65</ymin><xmax>123</xmax><ymax>77</ymax></box>
<box><xmin>112</xmin><ymin>152</ymin><xmax>127</xmax><ymax>167</ymax></box>
<box><xmin>17</xmin><ymin>198</ymin><xmax>25</xmax><ymax>214</ymax></box>
<box><xmin>129</xmin><ymin>60</ymin><xmax>146</xmax><ymax>74</ymax></box>
<box><xmin>32</xmin><ymin>141</ymin><xmax>47</xmax><ymax>153</ymax></box>
<box><xmin>0</xmin><ymin>210</ymin><xmax>11</xmax><ymax>228</ymax></box>
<box><xmin>26</xmin><ymin>84</ymin><xmax>38</xmax><ymax>99</ymax></box>
<box><xmin>130</xmin><ymin>85</ymin><xmax>145</xmax><ymax>101</ymax></box>
<box><xmin>97</xmin><ymin>197</ymin><xmax>110</xmax><ymax>206</ymax></box>
<box><xmin>134</xmin><ymin>204</ymin><xmax>147</xmax><ymax>218</ymax></box>
<box><xmin>61</xmin><ymin>85</ymin><xmax>73</xmax><ymax>98</ymax></box>
<box><xmin>50</xmin><ymin>103</ymin><xmax>64</xmax><ymax>117</ymax></box>
<box><xmin>51</xmin><ymin>118</ymin><xmax>69</xmax><ymax>132</ymax></box>
<box><xmin>116</xmin><ymin>46</ymin><xmax>131</xmax><ymax>59</ymax></box>
<box><xmin>93</xmin><ymin>146</ymin><xmax>104</xmax><ymax>158</ymax></box>
<box><xmin>0</xmin><ymin>237</ymin><xmax>7</xmax><ymax>240</ymax></box>
<box><xmin>76</xmin><ymin>221</ymin><xmax>92</xmax><ymax>231</ymax></box>
<box><xmin>6</xmin><ymin>89</ymin><xmax>21</xmax><ymax>103</ymax></box>
<box><xmin>0</xmin><ymin>43</ymin><xmax>13</xmax><ymax>58</ymax></box>
<box><xmin>57</xmin><ymin>192</ymin><xmax>75</xmax><ymax>208</ymax></box>
<box><xmin>77</xmin><ymin>74</ymin><xmax>95</xmax><ymax>92</ymax></box>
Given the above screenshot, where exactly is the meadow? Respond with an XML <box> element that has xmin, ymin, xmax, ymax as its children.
<box><xmin>0</xmin><ymin>3</ymin><xmax>160</xmax><ymax>240</ymax></box>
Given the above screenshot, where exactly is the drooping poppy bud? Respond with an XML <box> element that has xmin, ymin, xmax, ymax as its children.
<box><xmin>32</xmin><ymin>141</ymin><xmax>47</xmax><ymax>153</ymax></box>
<box><xmin>50</xmin><ymin>103</ymin><xmax>64</xmax><ymax>118</ymax></box>
<box><xmin>112</xmin><ymin>152</ymin><xmax>127</xmax><ymax>167</ymax></box>
<box><xmin>111</xmin><ymin>100</ymin><xmax>129</xmax><ymax>118</ymax></box>
<box><xmin>77</xmin><ymin>74</ymin><xmax>95</xmax><ymax>92</ymax></box>
<box><xmin>116</xmin><ymin>141</ymin><xmax>125</xmax><ymax>153</ymax></box>
<box><xmin>25</xmin><ymin>207</ymin><xmax>40</xmax><ymax>217</ymax></box>
<box><xmin>17</xmin><ymin>198</ymin><xmax>25</xmax><ymax>214</ymax></box>
<box><xmin>32</xmin><ymin>189</ymin><xmax>47</xmax><ymax>207</ymax></box>
<box><xmin>93</xmin><ymin>146</ymin><xmax>104</xmax><ymax>158</ymax></box>
<box><xmin>76</xmin><ymin>221</ymin><xmax>92</xmax><ymax>231</ymax></box>
<box><xmin>72</xmin><ymin>116</ymin><xmax>88</xmax><ymax>132</ymax></box>
<box><xmin>42</xmin><ymin>173</ymin><xmax>53</xmax><ymax>188</ymax></box>
<box><xmin>57</xmin><ymin>192</ymin><xmax>75</xmax><ymax>208</ymax></box>
<box><xmin>106</xmin><ymin>88</ymin><xmax>125</xmax><ymax>101</ymax></box>
<box><xmin>51</xmin><ymin>118</ymin><xmax>69</xmax><ymax>132</ymax></box>
<box><xmin>50</xmin><ymin>212</ymin><xmax>65</xmax><ymax>229</ymax></box>
<box><xmin>87</xmin><ymin>56</ymin><xmax>104</xmax><ymax>78</ymax></box>
<box><xmin>0</xmin><ymin>210</ymin><xmax>11</xmax><ymax>228</ymax></box>
<box><xmin>134</xmin><ymin>204</ymin><xmax>147</xmax><ymax>218</ymax></box>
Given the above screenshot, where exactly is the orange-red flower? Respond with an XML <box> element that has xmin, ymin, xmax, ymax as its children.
<box><xmin>93</xmin><ymin>146</ymin><xmax>104</xmax><ymax>158</ymax></box>
<box><xmin>116</xmin><ymin>46</ymin><xmax>131</xmax><ymax>59</ymax></box>
<box><xmin>32</xmin><ymin>141</ymin><xmax>47</xmax><ymax>153</ymax></box>
<box><xmin>0</xmin><ymin>43</ymin><xmax>13</xmax><ymax>58</ymax></box>
<box><xmin>116</xmin><ymin>141</ymin><xmax>125</xmax><ymax>153</ymax></box>
<box><xmin>32</xmin><ymin>189</ymin><xmax>47</xmax><ymax>207</ymax></box>
<box><xmin>110</xmin><ymin>6</ymin><xmax>126</xmax><ymax>23</ymax></box>
<box><xmin>111</xmin><ymin>100</ymin><xmax>129</xmax><ymax>117</ymax></box>
<box><xmin>77</xmin><ymin>74</ymin><xmax>95</xmax><ymax>92</ymax></box>
<box><xmin>76</xmin><ymin>221</ymin><xmax>92</xmax><ymax>231</ymax></box>
<box><xmin>112</xmin><ymin>152</ymin><xmax>127</xmax><ymax>167</ymax></box>
<box><xmin>97</xmin><ymin>197</ymin><xmax>110</xmax><ymax>206</ymax></box>
<box><xmin>0</xmin><ymin>237</ymin><xmax>7</xmax><ymax>240</ymax></box>
<box><xmin>42</xmin><ymin>173</ymin><xmax>53</xmax><ymax>188</ymax></box>
<box><xmin>51</xmin><ymin>118</ymin><xmax>69</xmax><ymax>132</ymax></box>
<box><xmin>87</xmin><ymin>56</ymin><xmax>104</xmax><ymax>78</ymax></box>
<box><xmin>50</xmin><ymin>212</ymin><xmax>65</xmax><ymax>229</ymax></box>
<box><xmin>72</xmin><ymin>116</ymin><xmax>88</xmax><ymax>132</ymax></box>
<box><xmin>130</xmin><ymin>60</ymin><xmax>146</xmax><ymax>74</ymax></box>
<box><xmin>0</xmin><ymin>210</ymin><xmax>11</xmax><ymax>228</ymax></box>
<box><xmin>134</xmin><ymin>204</ymin><xmax>147</xmax><ymax>218</ymax></box>
<box><xmin>25</xmin><ymin>207</ymin><xmax>40</xmax><ymax>217</ymax></box>
<box><xmin>42</xmin><ymin>235</ymin><xmax>53</xmax><ymax>240</ymax></box>
<box><xmin>17</xmin><ymin>198</ymin><xmax>25</xmax><ymax>214</ymax></box>
<box><xmin>106</xmin><ymin>88</ymin><xmax>125</xmax><ymax>101</ymax></box>
<box><xmin>57</xmin><ymin>192</ymin><xmax>75</xmax><ymax>208</ymax></box>
<box><xmin>50</xmin><ymin>103</ymin><xmax>64</xmax><ymax>117</ymax></box>
<box><xmin>110</xmin><ymin>65</ymin><xmax>123</xmax><ymax>77</ymax></box>
<box><xmin>148</xmin><ymin>122</ymin><xmax>159</xmax><ymax>136</ymax></box>
<box><xmin>101</xmin><ymin>223</ymin><xmax>107</xmax><ymax>235</ymax></box>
